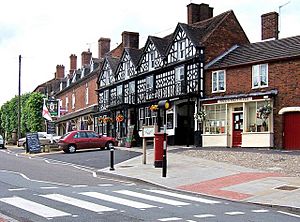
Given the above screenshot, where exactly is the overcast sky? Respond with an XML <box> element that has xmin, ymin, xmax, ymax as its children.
<box><xmin>0</xmin><ymin>0</ymin><xmax>299</xmax><ymax>106</ymax></box>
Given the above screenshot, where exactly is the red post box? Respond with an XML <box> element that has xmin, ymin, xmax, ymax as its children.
<box><xmin>154</xmin><ymin>133</ymin><xmax>167</xmax><ymax>168</ymax></box>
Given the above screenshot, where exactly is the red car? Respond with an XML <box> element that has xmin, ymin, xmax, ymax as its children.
<box><xmin>58</xmin><ymin>130</ymin><xmax>117</xmax><ymax>153</ymax></box>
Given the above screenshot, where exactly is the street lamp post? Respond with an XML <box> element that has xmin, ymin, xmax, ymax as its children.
<box><xmin>18</xmin><ymin>55</ymin><xmax>21</xmax><ymax>143</ymax></box>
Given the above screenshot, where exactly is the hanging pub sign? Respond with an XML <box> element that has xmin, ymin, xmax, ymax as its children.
<box><xmin>46</xmin><ymin>100</ymin><xmax>60</xmax><ymax>117</ymax></box>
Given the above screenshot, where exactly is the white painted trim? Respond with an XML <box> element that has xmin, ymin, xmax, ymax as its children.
<box><xmin>278</xmin><ymin>107</ymin><xmax>300</xmax><ymax>115</ymax></box>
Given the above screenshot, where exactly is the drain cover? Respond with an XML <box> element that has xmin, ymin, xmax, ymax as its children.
<box><xmin>275</xmin><ymin>185</ymin><xmax>299</xmax><ymax>191</ymax></box>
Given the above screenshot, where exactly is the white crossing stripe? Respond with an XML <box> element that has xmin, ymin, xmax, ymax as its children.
<box><xmin>277</xmin><ymin>211</ymin><xmax>300</xmax><ymax>218</ymax></box>
<box><xmin>41</xmin><ymin>194</ymin><xmax>116</xmax><ymax>213</ymax></box>
<box><xmin>145</xmin><ymin>189</ymin><xmax>220</xmax><ymax>204</ymax></box>
<box><xmin>194</xmin><ymin>214</ymin><xmax>216</xmax><ymax>218</ymax></box>
<box><xmin>158</xmin><ymin>217</ymin><xmax>182</xmax><ymax>221</ymax></box>
<box><xmin>115</xmin><ymin>190</ymin><xmax>189</xmax><ymax>206</ymax></box>
<box><xmin>225</xmin><ymin>211</ymin><xmax>245</xmax><ymax>216</ymax></box>
<box><xmin>80</xmin><ymin>192</ymin><xmax>156</xmax><ymax>209</ymax></box>
<box><xmin>252</xmin><ymin>209</ymin><xmax>269</xmax><ymax>213</ymax></box>
<box><xmin>0</xmin><ymin>196</ymin><xmax>71</xmax><ymax>218</ymax></box>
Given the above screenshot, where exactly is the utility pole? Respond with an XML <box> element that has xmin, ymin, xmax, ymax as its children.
<box><xmin>18</xmin><ymin>55</ymin><xmax>21</xmax><ymax>142</ymax></box>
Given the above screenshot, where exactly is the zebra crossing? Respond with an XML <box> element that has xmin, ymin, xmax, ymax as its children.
<box><xmin>0</xmin><ymin>188</ymin><xmax>220</xmax><ymax>219</ymax></box>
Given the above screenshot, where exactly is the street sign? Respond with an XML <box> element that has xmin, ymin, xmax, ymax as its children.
<box><xmin>45</xmin><ymin>100</ymin><xmax>59</xmax><ymax>117</ymax></box>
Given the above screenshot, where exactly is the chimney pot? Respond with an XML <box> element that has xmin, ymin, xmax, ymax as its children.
<box><xmin>81</xmin><ymin>51</ymin><xmax>92</xmax><ymax>67</ymax></box>
<box><xmin>69</xmin><ymin>54</ymin><xmax>77</xmax><ymax>74</ymax></box>
<box><xmin>55</xmin><ymin>65</ymin><xmax>65</xmax><ymax>79</ymax></box>
<box><xmin>98</xmin><ymin>37</ymin><xmax>111</xmax><ymax>59</ymax></box>
<box><xmin>187</xmin><ymin>3</ymin><xmax>213</xmax><ymax>24</ymax></box>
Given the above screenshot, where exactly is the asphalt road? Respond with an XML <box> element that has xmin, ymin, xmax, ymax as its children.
<box><xmin>1</xmin><ymin>148</ymin><xmax>299</xmax><ymax>222</ymax></box>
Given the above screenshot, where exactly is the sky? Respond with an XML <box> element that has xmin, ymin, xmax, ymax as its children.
<box><xmin>0</xmin><ymin>0</ymin><xmax>299</xmax><ymax>106</ymax></box>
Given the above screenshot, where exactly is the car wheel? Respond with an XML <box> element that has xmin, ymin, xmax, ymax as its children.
<box><xmin>106</xmin><ymin>142</ymin><xmax>114</xmax><ymax>150</ymax></box>
<box><xmin>68</xmin><ymin>144</ymin><xmax>76</xmax><ymax>153</ymax></box>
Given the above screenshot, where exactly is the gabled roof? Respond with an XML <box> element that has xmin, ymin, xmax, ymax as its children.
<box><xmin>125</xmin><ymin>48</ymin><xmax>143</xmax><ymax>67</ymax></box>
<box><xmin>206</xmin><ymin>35</ymin><xmax>300</xmax><ymax>69</ymax></box>
<box><xmin>105</xmin><ymin>56</ymin><xmax>120</xmax><ymax>73</ymax></box>
<box><xmin>149</xmin><ymin>36</ymin><xmax>171</xmax><ymax>57</ymax></box>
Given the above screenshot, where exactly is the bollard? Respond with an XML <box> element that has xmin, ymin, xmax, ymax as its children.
<box><xmin>110</xmin><ymin>146</ymin><xmax>115</xmax><ymax>171</ymax></box>
<box><xmin>162</xmin><ymin>124</ymin><xmax>167</xmax><ymax>177</ymax></box>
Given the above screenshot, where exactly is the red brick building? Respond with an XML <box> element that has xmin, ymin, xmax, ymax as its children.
<box><xmin>201</xmin><ymin>12</ymin><xmax>300</xmax><ymax>150</ymax></box>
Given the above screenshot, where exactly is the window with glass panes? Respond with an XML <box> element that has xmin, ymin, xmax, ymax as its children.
<box><xmin>252</xmin><ymin>64</ymin><xmax>268</xmax><ymax>88</ymax></box>
<box><xmin>178</xmin><ymin>40</ymin><xmax>185</xmax><ymax>60</ymax></box>
<box><xmin>204</xmin><ymin>104</ymin><xmax>227</xmax><ymax>134</ymax></box>
<box><xmin>246</xmin><ymin>101</ymin><xmax>271</xmax><ymax>132</ymax></box>
<box><xmin>212</xmin><ymin>70</ymin><xmax>225</xmax><ymax>92</ymax></box>
<box><xmin>138</xmin><ymin>108</ymin><xmax>145</xmax><ymax>130</ymax></box>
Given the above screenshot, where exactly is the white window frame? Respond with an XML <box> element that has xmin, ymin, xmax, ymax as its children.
<box><xmin>124</xmin><ymin>61</ymin><xmax>130</xmax><ymax>79</ymax></box>
<box><xmin>146</xmin><ymin>75</ymin><xmax>154</xmax><ymax>91</ymax></box>
<box><xmin>85</xmin><ymin>83</ymin><xmax>89</xmax><ymax>105</ymax></box>
<box><xmin>212</xmin><ymin>70</ymin><xmax>226</xmax><ymax>93</ymax></box>
<box><xmin>252</xmin><ymin>64</ymin><xmax>268</xmax><ymax>88</ymax></box>
<box><xmin>175</xmin><ymin>66</ymin><xmax>184</xmax><ymax>82</ymax></box>
<box><xmin>72</xmin><ymin>93</ymin><xmax>75</xmax><ymax>109</ymax></box>
<box><xmin>177</xmin><ymin>40</ymin><xmax>186</xmax><ymax>60</ymax></box>
<box><xmin>65</xmin><ymin>97</ymin><xmax>69</xmax><ymax>110</ymax></box>
<box><xmin>149</xmin><ymin>51</ymin><xmax>155</xmax><ymax>70</ymax></box>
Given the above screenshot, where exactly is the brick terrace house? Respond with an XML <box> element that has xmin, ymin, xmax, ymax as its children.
<box><xmin>54</xmin><ymin>38</ymin><xmax>111</xmax><ymax>135</ymax></box>
<box><xmin>202</xmin><ymin>12</ymin><xmax>300</xmax><ymax>150</ymax></box>
<box><xmin>96</xmin><ymin>3</ymin><xmax>249</xmax><ymax>146</ymax></box>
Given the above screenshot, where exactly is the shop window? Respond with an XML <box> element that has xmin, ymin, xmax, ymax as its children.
<box><xmin>204</xmin><ymin>104</ymin><xmax>226</xmax><ymax>134</ymax></box>
<box><xmin>138</xmin><ymin>108</ymin><xmax>145</xmax><ymax>130</ymax></box>
<box><xmin>246</xmin><ymin>101</ymin><xmax>271</xmax><ymax>132</ymax></box>
<box><xmin>252</xmin><ymin>64</ymin><xmax>268</xmax><ymax>88</ymax></box>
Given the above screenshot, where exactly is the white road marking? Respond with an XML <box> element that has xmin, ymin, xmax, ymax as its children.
<box><xmin>41</xmin><ymin>194</ymin><xmax>115</xmax><ymax>213</ymax></box>
<box><xmin>72</xmin><ymin>185</ymin><xmax>87</xmax><ymax>188</ymax></box>
<box><xmin>80</xmin><ymin>192</ymin><xmax>156</xmax><ymax>209</ymax></box>
<box><xmin>40</xmin><ymin>186</ymin><xmax>58</xmax><ymax>189</ymax></box>
<box><xmin>145</xmin><ymin>189</ymin><xmax>220</xmax><ymax>204</ymax></box>
<box><xmin>8</xmin><ymin>188</ymin><xmax>27</xmax><ymax>191</ymax></box>
<box><xmin>277</xmin><ymin>211</ymin><xmax>300</xmax><ymax>218</ymax></box>
<box><xmin>115</xmin><ymin>190</ymin><xmax>189</xmax><ymax>206</ymax></box>
<box><xmin>252</xmin><ymin>209</ymin><xmax>269</xmax><ymax>213</ymax></box>
<box><xmin>194</xmin><ymin>214</ymin><xmax>216</xmax><ymax>218</ymax></box>
<box><xmin>0</xmin><ymin>196</ymin><xmax>71</xmax><ymax>218</ymax></box>
<box><xmin>158</xmin><ymin>217</ymin><xmax>182</xmax><ymax>221</ymax></box>
<box><xmin>225</xmin><ymin>211</ymin><xmax>245</xmax><ymax>216</ymax></box>
<box><xmin>98</xmin><ymin>184</ymin><xmax>113</xmax><ymax>187</ymax></box>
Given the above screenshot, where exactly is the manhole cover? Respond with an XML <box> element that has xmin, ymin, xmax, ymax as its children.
<box><xmin>275</xmin><ymin>185</ymin><xmax>299</xmax><ymax>191</ymax></box>
<box><xmin>119</xmin><ymin>165</ymin><xmax>134</xmax><ymax>168</ymax></box>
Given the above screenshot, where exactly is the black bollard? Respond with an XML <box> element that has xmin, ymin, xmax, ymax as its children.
<box><xmin>110</xmin><ymin>146</ymin><xmax>115</xmax><ymax>171</ymax></box>
<box><xmin>162</xmin><ymin>125</ymin><xmax>167</xmax><ymax>177</ymax></box>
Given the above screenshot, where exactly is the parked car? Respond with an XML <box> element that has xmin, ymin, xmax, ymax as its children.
<box><xmin>58</xmin><ymin>130</ymin><xmax>117</xmax><ymax>153</ymax></box>
<box><xmin>0</xmin><ymin>135</ymin><xmax>5</xmax><ymax>149</ymax></box>
<box><xmin>18</xmin><ymin>132</ymin><xmax>60</xmax><ymax>149</ymax></box>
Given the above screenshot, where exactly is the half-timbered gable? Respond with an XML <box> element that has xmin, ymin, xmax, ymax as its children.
<box><xmin>166</xmin><ymin>24</ymin><xmax>197</xmax><ymax>64</ymax></box>
<box><xmin>138</xmin><ymin>36</ymin><xmax>169</xmax><ymax>73</ymax></box>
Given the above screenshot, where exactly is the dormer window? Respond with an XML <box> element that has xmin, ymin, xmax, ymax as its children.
<box><xmin>178</xmin><ymin>40</ymin><xmax>186</xmax><ymax>60</ymax></box>
<box><xmin>149</xmin><ymin>51</ymin><xmax>155</xmax><ymax>70</ymax></box>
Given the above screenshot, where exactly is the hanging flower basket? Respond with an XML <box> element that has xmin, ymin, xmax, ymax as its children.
<box><xmin>103</xmin><ymin>117</ymin><xmax>113</xmax><ymax>123</ymax></box>
<box><xmin>194</xmin><ymin>110</ymin><xmax>207</xmax><ymax>122</ymax></box>
<box><xmin>257</xmin><ymin>103</ymin><xmax>272</xmax><ymax>121</ymax></box>
<box><xmin>116</xmin><ymin>114</ymin><xmax>124</xmax><ymax>122</ymax></box>
<box><xmin>98</xmin><ymin>117</ymin><xmax>104</xmax><ymax>123</ymax></box>
<box><xmin>149</xmin><ymin>104</ymin><xmax>158</xmax><ymax>111</ymax></box>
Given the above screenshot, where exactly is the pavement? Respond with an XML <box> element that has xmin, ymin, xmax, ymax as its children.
<box><xmin>100</xmin><ymin>145</ymin><xmax>300</xmax><ymax>213</ymax></box>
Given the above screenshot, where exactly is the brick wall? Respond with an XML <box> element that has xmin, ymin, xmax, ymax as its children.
<box><xmin>204</xmin><ymin>12</ymin><xmax>249</xmax><ymax>63</ymax></box>
<box><xmin>205</xmin><ymin>58</ymin><xmax>300</xmax><ymax>148</ymax></box>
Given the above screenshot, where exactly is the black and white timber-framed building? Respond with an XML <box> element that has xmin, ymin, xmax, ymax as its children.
<box><xmin>95</xmin><ymin>3</ymin><xmax>249</xmax><ymax>146</ymax></box>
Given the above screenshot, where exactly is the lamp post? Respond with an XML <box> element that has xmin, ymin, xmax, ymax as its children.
<box><xmin>18</xmin><ymin>55</ymin><xmax>21</xmax><ymax>143</ymax></box>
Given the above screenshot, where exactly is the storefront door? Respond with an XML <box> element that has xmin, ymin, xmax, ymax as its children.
<box><xmin>232</xmin><ymin>112</ymin><xmax>243</xmax><ymax>147</ymax></box>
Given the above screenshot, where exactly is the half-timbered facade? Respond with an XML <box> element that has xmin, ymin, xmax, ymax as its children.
<box><xmin>96</xmin><ymin>3</ymin><xmax>249</xmax><ymax>146</ymax></box>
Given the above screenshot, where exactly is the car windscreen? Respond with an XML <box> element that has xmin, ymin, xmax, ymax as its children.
<box><xmin>60</xmin><ymin>132</ymin><xmax>71</xmax><ymax>139</ymax></box>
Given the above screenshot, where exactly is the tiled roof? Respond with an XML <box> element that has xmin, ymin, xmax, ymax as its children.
<box><xmin>206</xmin><ymin>35</ymin><xmax>300</xmax><ymax>69</ymax></box>
<box><xmin>149</xmin><ymin>36</ymin><xmax>171</xmax><ymax>57</ymax></box>
<box><xmin>107</xmin><ymin>56</ymin><xmax>120</xmax><ymax>73</ymax></box>
<box><xmin>125</xmin><ymin>48</ymin><xmax>143</xmax><ymax>67</ymax></box>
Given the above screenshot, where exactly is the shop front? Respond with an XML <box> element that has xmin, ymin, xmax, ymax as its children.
<box><xmin>201</xmin><ymin>93</ymin><xmax>275</xmax><ymax>148</ymax></box>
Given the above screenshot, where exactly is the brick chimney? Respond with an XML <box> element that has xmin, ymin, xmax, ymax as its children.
<box><xmin>261</xmin><ymin>12</ymin><xmax>279</xmax><ymax>40</ymax></box>
<box><xmin>122</xmin><ymin>31</ymin><xmax>139</xmax><ymax>49</ymax></box>
<box><xmin>69</xmin><ymin>54</ymin><xmax>77</xmax><ymax>74</ymax></box>
<box><xmin>187</xmin><ymin>3</ymin><xmax>213</xmax><ymax>25</ymax></box>
<box><xmin>81</xmin><ymin>50</ymin><xmax>92</xmax><ymax>67</ymax></box>
<box><xmin>55</xmin><ymin>65</ymin><xmax>65</xmax><ymax>79</ymax></box>
<box><xmin>98</xmin><ymin>37</ymin><xmax>111</xmax><ymax>59</ymax></box>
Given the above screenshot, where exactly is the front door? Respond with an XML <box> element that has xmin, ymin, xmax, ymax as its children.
<box><xmin>232</xmin><ymin>112</ymin><xmax>243</xmax><ymax>147</ymax></box>
<box><xmin>284</xmin><ymin>112</ymin><xmax>300</xmax><ymax>150</ymax></box>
